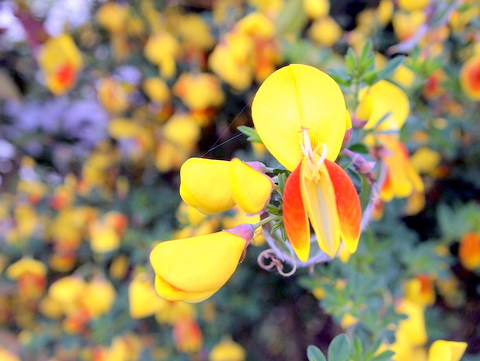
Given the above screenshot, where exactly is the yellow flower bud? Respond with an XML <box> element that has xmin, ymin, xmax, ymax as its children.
<box><xmin>150</xmin><ymin>224</ymin><xmax>254</xmax><ymax>302</ymax></box>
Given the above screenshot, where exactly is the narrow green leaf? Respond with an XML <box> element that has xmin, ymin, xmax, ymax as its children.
<box><xmin>359</xmin><ymin>174</ymin><xmax>372</xmax><ymax>212</ymax></box>
<box><xmin>345</xmin><ymin>47</ymin><xmax>357</xmax><ymax>71</ymax></box>
<box><xmin>307</xmin><ymin>345</ymin><xmax>327</xmax><ymax>361</ymax></box>
<box><xmin>328</xmin><ymin>334</ymin><xmax>351</xmax><ymax>361</ymax></box>
<box><xmin>348</xmin><ymin>143</ymin><xmax>369</xmax><ymax>154</ymax></box>
<box><xmin>237</xmin><ymin>126</ymin><xmax>263</xmax><ymax>143</ymax></box>
<box><xmin>329</xmin><ymin>68</ymin><xmax>352</xmax><ymax>86</ymax></box>
<box><xmin>376</xmin><ymin>55</ymin><xmax>406</xmax><ymax>82</ymax></box>
<box><xmin>371</xmin><ymin>350</ymin><xmax>395</xmax><ymax>361</ymax></box>
<box><xmin>359</xmin><ymin>39</ymin><xmax>373</xmax><ymax>65</ymax></box>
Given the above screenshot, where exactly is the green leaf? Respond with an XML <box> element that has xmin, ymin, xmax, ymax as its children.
<box><xmin>359</xmin><ymin>174</ymin><xmax>372</xmax><ymax>212</ymax></box>
<box><xmin>348</xmin><ymin>143</ymin><xmax>369</xmax><ymax>154</ymax></box>
<box><xmin>351</xmin><ymin>336</ymin><xmax>364</xmax><ymax>360</ymax></box>
<box><xmin>359</xmin><ymin>39</ymin><xmax>373</xmax><ymax>66</ymax></box>
<box><xmin>328</xmin><ymin>334</ymin><xmax>351</xmax><ymax>361</ymax></box>
<box><xmin>329</xmin><ymin>68</ymin><xmax>352</xmax><ymax>86</ymax></box>
<box><xmin>237</xmin><ymin>126</ymin><xmax>263</xmax><ymax>143</ymax></box>
<box><xmin>345</xmin><ymin>47</ymin><xmax>357</xmax><ymax>72</ymax></box>
<box><xmin>307</xmin><ymin>345</ymin><xmax>327</xmax><ymax>361</ymax></box>
<box><xmin>376</xmin><ymin>56</ymin><xmax>406</xmax><ymax>82</ymax></box>
<box><xmin>371</xmin><ymin>350</ymin><xmax>395</xmax><ymax>361</ymax></box>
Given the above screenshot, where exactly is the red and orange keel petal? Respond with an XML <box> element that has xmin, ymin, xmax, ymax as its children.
<box><xmin>283</xmin><ymin>163</ymin><xmax>310</xmax><ymax>262</ymax></box>
<box><xmin>324</xmin><ymin>159</ymin><xmax>361</xmax><ymax>253</ymax></box>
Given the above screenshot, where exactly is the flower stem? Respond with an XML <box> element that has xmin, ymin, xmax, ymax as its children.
<box><xmin>252</xmin><ymin>214</ymin><xmax>281</xmax><ymax>230</ymax></box>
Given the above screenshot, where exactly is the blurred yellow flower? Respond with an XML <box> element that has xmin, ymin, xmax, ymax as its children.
<box><xmin>143</xmin><ymin>77</ymin><xmax>171</xmax><ymax>104</ymax></box>
<box><xmin>81</xmin><ymin>277</ymin><xmax>116</xmax><ymax>318</ymax></box>
<box><xmin>428</xmin><ymin>340</ymin><xmax>467</xmax><ymax>361</ymax></box>
<box><xmin>155</xmin><ymin>114</ymin><xmax>201</xmax><ymax>172</ymax></box>
<box><xmin>173</xmin><ymin>73</ymin><xmax>225</xmax><ymax>112</ymax></box>
<box><xmin>303</xmin><ymin>0</ymin><xmax>330</xmax><ymax>19</ymax></box>
<box><xmin>144</xmin><ymin>32</ymin><xmax>179</xmax><ymax>79</ymax></box>
<box><xmin>404</xmin><ymin>275</ymin><xmax>436</xmax><ymax>307</ymax></box>
<box><xmin>128</xmin><ymin>273</ymin><xmax>164</xmax><ymax>319</ymax></box>
<box><xmin>38</xmin><ymin>34</ymin><xmax>83</xmax><ymax>95</ymax></box>
<box><xmin>150</xmin><ymin>224</ymin><xmax>253</xmax><ymax>302</ymax></box>
<box><xmin>96</xmin><ymin>2</ymin><xmax>130</xmax><ymax>33</ymax></box>
<box><xmin>97</xmin><ymin>77</ymin><xmax>130</xmax><ymax>114</ymax></box>
<box><xmin>308</xmin><ymin>16</ymin><xmax>343</xmax><ymax>47</ymax></box>
<box><xmin>397</xmin><ymin>0</ymin><xmax>429</xmax><ymax>12</ymax></box>
<box><xmin>209</xmin><ymin>338</ymin><xmax>246</xmax><ymax>361</ymax></box>
<box><xmin>89</xmin><ymin>211</ymin><xmax>128</xmax><ymax>254</ymax></box>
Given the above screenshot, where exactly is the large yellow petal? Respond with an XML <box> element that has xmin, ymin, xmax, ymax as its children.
<box><xmin>358</xmin><ymin>80</ymin><xmax>410</xmax><ymax>131</ymax></box>
<box><xmin>428</xmin><ymin>341</ymin><xmax>467</xmax><ymax>361</ymax></box>
<box><xmin>180</xmin><ymin>158</ymin><xmax>235</xmax><ymax>214</ymax></box>
<box><xmin>228</xmin><ymin>158</ymin><xmax>273</xmax><ymax>214</ymax></box>
<box><xmin>301</xmin><ymin>161</ymin><xmax>341</xmax><ymax>257</ymax></box>
<box><xmin>150</xmin><ymin>226</ymin><xmax>252</xmax><ymax>302</ymax></box>
<box><xmin>252</xmin><ymin>64</ymin><xmax>347</xmax><ymax>171</ymax></box>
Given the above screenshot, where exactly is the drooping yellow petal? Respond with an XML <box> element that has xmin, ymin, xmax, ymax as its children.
<box><xmin>358</xmin><ymin>80</ymin><xmax>410</xmax><ymax>131</ymax></box>
<box><xmin>428</xmin><ymin>340</ymin><xmax>467</xmax><ymax>361</ymax></box>
<box><xmin>301</xmin><ymin>161</ymin><xmax>341</xmax><ymax>257</ymax></box>
<box><xmin>150</xmin><ymin>225</ymin><xmax>253</xmax><ymax>303</ymax></box>
<box><xmin>228</xmin><ymin>158</ymin><xmax>273</xmax><ymax>214</ymax></box>
<box><xmin>283</xmin><ymin>162</ymin><xmax>310</xmax><ymax>262</ymax></box>
<box><xmin>252</xmin><ymin>64</ymin><xmax>347</xmax><ymax>171</ymax></box>
<box><xmin>180</xmin><ymin>158</ymin><xmax>235</xmax><ymax>214</ymax></box>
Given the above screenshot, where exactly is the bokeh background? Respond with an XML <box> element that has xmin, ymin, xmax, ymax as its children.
<box><xmin>1</xmin><ymin>0</ymin><xmax>480</xmax><ymax>360</ymax></box>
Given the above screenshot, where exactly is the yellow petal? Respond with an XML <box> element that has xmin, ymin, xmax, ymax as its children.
<box><xmin>228</xmin><ymin>159</ymin><xmax>272</xmax><ymax>214</ymax></box>
<box><xmin>180</xmin><ymin>158</ymin><xmax>236</xmax><ymax>214</ymax></box>
<box><xmin>301</xmin><ymin>161</ymin><xmax>341</xmax><ymax>257</ymax></box>
<box><xmin>358</xmin><ymin>80</ymin><xmax>410</xmax><ymax>131</ymax></box>
<box><xmin>252</xmin><ymin>64</ymin><xmax>347</xmax><ymax>171</ymax></box>
<box><xmin>150</xmin><ymin>225</ymin><xmax>253</xmax><ymax>303</ymax></box>
<box><xmin>428</xmin><ymin>341</ymin><xmax>467</xmax><ymax>361</ymax></box>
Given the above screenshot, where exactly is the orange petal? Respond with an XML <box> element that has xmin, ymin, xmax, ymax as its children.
<box><xmin>283</xmin><ymin>162</ymin><xmax>310</xmax><ymax>262</ymax></box>
<box><xmin>324</xmin><ymin>159</ymin><xmax>361</xmax><ymax>253</ymax></box>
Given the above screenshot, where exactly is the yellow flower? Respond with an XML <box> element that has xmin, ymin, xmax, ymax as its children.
<box><xmin>38</xmin><ymin>34</ymin><xmax>83</xmax><ymax>95</ymax></box>
<box><xmin>173</xmin><ymin>73</ymin><xmax>225</xmax><ymax>111</ymax></box>
<box><xmin>177</xmin><ymin>14</ymin><xmax>215</xmax><ymax>51</ymax></box>
<box><xmin>150</xmin><ymin>224</ymin><xmax>254</xmax><ymax>302</ymax></box>
<box><xmin>252</xmin><ymin>64</ymin><xmax>361</xmax><ymax>259</ymax></box>
<box><xmin>459</xmin><ymin>232</ymin><xmax>480</xmax><ymax>270</ymax></box>
<box><xmin>81</xmin><ymin>277</ymin><xmax>116</xmax><ymax>318</ymax></box>
<box><xmin>397</xmin><ymin>0</ymin><xmax>429</xmax><ymax>12</ymax></box>
<box><xmin>209</xmin><ymin>32</ymin><xmax>255</xmax><ymax>91</ymax></box>
<box><xmin>308</xmin><ymin>16</ymin><xmax>343</xmax><ymax>47</ymax></box>
<box><xmin>357</xmin><ymin>80</ymin><xmax>410</xmax><ymax>131</ymax></box>
<box><xmin>392</xmin><ymin>10</ymin><xmax>426</xmax><ymax>42</ymax></box>
<box><xmin>460</xmin><ymin>54</ymin><xmax>480</xmax><ymax>100</ymax></box>
<box><xmin>97</xmin><ymin>77</ymin><xmax>130</xmax><ymax>114</ymax></box>
<box><xmin>143</xmin><ymin>77</ymin><xmax>171</xmax><ymax>104</ymax></box>
<box><xmin>428</xmin><ymin>340</ymin><xmax>467</xmax><ymax>361</ymax></box>
<box><xmin>144</xmin><ymin>32</ymin><xmax>179</xmax><ymax>79</ymax></box>
<box><xmin>180</xmin><ymin>158</ymin><xmax>273</xmax><ymax>215</ymax></box>
<box><xmin>404</xmin><ymin>275</ymin><xmax>436</xmax><ymax>307</ymax></box>
<box><xmin>410</xmin><ymin>147</ymin><xmax>441</xmax><ymax>175</ymax></box>
<box><xmin>304</xmin><ymin>0</ymin><xmax>330</xmax><ymax>19</ymax></box>
<box><xmin>89</xmin><ymin>211</ymin><xmax>128</xmax><ymax>254</ymax></box>
<box><xmin>155</xmin><ymin>300</ymin><xmax>196</xmax><ymax>325</ymax></box>
<box><xmin>128</xmin><ymin>273</ymin><xmax>164</xmax><ymax>319</ymax></box>
<box><xmin>155</xmin><ymin>114</ymin><xmax>201</xmax><ymax>172</ymax></box>
<box><xmin>209</xmin><ymin>338</ymin><xmax>246</xmax><ymax>361</ymax></box>
<box><xmin>96</xmin><ymin>2</ymin><xmax>130</xmax><ymax>33</ymax></box>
